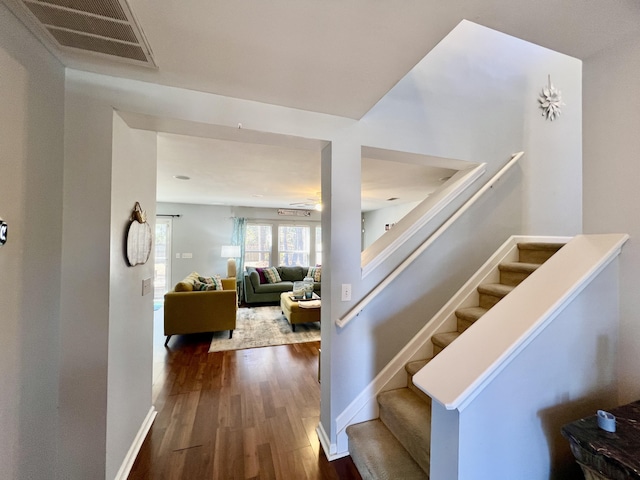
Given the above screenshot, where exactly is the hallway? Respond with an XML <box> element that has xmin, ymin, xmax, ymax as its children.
<box><xmin>128</xmin><ymin>311</ymin><xmax>360</xmax><ymax>479</ymax></box>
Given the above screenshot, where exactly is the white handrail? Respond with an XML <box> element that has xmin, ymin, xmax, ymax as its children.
<box><xmin>336</xmin><ymin>151</ymin><xmax>524</xmax><ymax>328</ymax></box>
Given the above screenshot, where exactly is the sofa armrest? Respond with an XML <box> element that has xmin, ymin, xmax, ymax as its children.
<box><xmin>221</xmin><ymin>277</ymin><xmax>236</xmax><ymax>290</ymax></box>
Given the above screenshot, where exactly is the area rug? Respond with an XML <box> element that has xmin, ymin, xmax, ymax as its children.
<box><xmin>208</xmin><ymin>306</ymin><xmax>320</xmax><ymax>353</ymax></box>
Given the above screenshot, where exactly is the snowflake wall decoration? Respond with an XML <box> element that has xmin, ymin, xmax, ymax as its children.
<box><xmin>538</xmin><ymin>75</ymin><xmax>565</xmax><ymax>121</ymax></box>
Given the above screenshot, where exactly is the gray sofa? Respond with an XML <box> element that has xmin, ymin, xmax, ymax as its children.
<box><xmin>244</xmin><ymin>266</ymin><xmax>321</xmax><ymax>305</ymax></box>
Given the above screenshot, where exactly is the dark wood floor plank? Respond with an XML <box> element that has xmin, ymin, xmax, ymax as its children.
<box><xmin>256</xmin><ymin>443</ymin><xmax>277</xmax><ymax>480</ymax></box>
<box><xmin>128</xmin><ymin>311</ymin><xmax>362</xmax><ymax>480</ymax></box>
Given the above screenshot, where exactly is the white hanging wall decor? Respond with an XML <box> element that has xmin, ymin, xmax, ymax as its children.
<box><xmin>538</xmin><ymin>75</ymin><xmax>565</xmax><ymax>121</ymax></box>
<box><xmin>126</xmin><ymin>202</ymin><xmax>152</xmax><ymax>266</ymax></box>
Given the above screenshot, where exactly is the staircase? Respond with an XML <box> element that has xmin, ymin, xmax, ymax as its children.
<box><xmin>346</xmin><ymin>242</ymin><xmax>565</xmax><ymax>479</ymax></box>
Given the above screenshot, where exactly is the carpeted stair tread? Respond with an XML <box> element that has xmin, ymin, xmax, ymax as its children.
<box><xmin>347</xmin><ymin>419</ymin><xmax>428</xmax><ymax>480</ymax></box>
<box><xmin>498</xmin><ymin>261</ymin><xmax>541</xmax><ymax>273</ymax></box>
<box><xmin>477</xmin><ymin>283</ymin><xmax>514</xmax><ymax>309</ymax></box>
<box><xmin>378</xmin><ymin>388</ymin><xmax>431</xmax><ymax>474</ymax></box>
<box><xmin>455</xmin><ymin>306</ymin><xmax>488</xmax><ymax>332</ymax></box>
<box><xmin>455</xmin><ymin>306</ymin><xmax>488</xmax><ymax>322</ymax></box>
<box><xmin>477</xmin><ymin>283</ymin><xmax>514</xmax><ymax>296</ymax></box>
<box><xmin>405</xmin><ymin>359</ymin><xmax>430</xmax><ymax>376</ymax></box>
<box><xmin>431</xmin><ymin>331</ymin><xmax>460</xmax><ymax>350</ymax></box>
<box><xmin>498</xmin><ymin>261</ymin><xmax>541</xmax><ymax>286</ymax></box>
<box><xmin>517</xmin><ymin>242</ymin><xmax>564</xmax><ymax>264</ymax></box>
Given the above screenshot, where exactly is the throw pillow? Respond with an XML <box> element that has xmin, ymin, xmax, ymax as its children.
<box><xmin>263</xmin><ymin>266</ymin><xmax>282</xmax><ymax>284</ymax></box>
<box><xmin>198</xmin><ymin>275</ymin><xmax>223</xmax><ymax>290</ymax></box>
<box><xmin>255</xmin><ymin>267</ymin><xmax>268</xmax><ymax>284</ymax></box>
<box><xmin>307</xmin><ymin>266</ymin><xmax>321</xmax><ymax>282</ymax></box>
<box><xmin>174</xmin><ymin>281</ymin><xmax>194</xmax><ymax>292</ymax></box>
<box><xmin>192</xmin><ymin>281</ymin><xmax>208</xmax><ymax>291</ymax></box>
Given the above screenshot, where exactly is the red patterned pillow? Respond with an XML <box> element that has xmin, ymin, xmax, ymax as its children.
<box><xmin>255</xmin><ymin>268</ymin><xmax>268</xmax><ymax>284</ymax></box>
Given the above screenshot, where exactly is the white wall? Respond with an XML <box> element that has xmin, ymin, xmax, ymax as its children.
<box><xmin>0</xmin><ymin>5</ymin><xmax>65</xmax><ymax>479</ymax></box>
<box><xmin>60</xmin><ymin>72</ymin><xmax>115</xmax><ymax>480</ymax></box>
<box><xmin>327</xmin><ymin>21</ymin><xmax>583</xmax><ymax>452</ymax></box>
<box><xmin>106</xmin><ymin>114</ymin><xmax>157</xmax><ymax>479</ymax></box>
<box><xmin>157</xmin><ymin>202</ymin><xmax>235</xmax><ymax>285</ymax></box>
<box><xmin>362</xmin><ymin>201</ymin><xmax>420</xmax><ymax>250</ymax></box>
<box><xmin>157</xmin><ymin>202</ymin><xmax>321</xmax><ymax>287</ymax></box>
<box><xmin>583</xmin><ymin>36</ymin><xmax>640</xmax><ymax>404</ymax></box>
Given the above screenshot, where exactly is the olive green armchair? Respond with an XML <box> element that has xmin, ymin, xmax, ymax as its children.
<box><xmin>163</xmin><ymin>273</ymin><xmax>237</xmax><ymax>346</ymax></box>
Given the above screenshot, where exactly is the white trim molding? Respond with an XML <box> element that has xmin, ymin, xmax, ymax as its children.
<box><xmin>113</xmin><ymin>406</ymin><xmax>157</xmax><ymax>480</ymax></box>
<box><xmin>316</xmin><ymin>422</ymin><xmax>348</xmax><ymax>462</ymax></box>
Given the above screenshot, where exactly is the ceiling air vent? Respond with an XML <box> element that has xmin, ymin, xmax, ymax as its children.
<box><xmin>7</xmin><ymin>0</ymin><xmax>156</xmax><ymax>67</ymax></box>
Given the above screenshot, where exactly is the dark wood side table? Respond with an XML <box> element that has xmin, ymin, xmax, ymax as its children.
<box><xmin>561</xmin><ymin>400</ymin><xmax>640</xmax><ymax>479</ymax></box>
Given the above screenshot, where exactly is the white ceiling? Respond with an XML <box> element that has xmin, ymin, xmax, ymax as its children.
<box><xmin>12</xmin><ymin>0</ymin><xmax>640</xmax><ymax>118</ymax></box>
<box><xmin>157</xmin><ymin>132</ymin><xmax>457</xmax><ymax>211</ymax></box>
<box><xmin>7</xmin><ymin>0</ymin><xmax>640</xmax><ymax>210</ymax></box>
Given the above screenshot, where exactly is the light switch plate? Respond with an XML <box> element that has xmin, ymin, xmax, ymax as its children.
<box><xmin>182</xmin><ymin>253</ymin><xmax>193</xmax><ymax>259</ymax></box>
<box><xmin>142</xmin><ymin>277</ymin><xmax>152</xmax><ymax>296</ymax></box>
<box><xmin>341</xmin><ymin>284</ymin><xmax>352</xmax><ymax>301</ymax></box>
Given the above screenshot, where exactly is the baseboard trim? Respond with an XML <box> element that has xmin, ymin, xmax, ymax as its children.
<box><xmin>316</xmin><ymin>422</ymin><xmax>348</xmax><ymax>461</ymax></box>
<box><xmin>114</xmin><ymin>406</ymin><xmax>157</xmax><ymax>480</ymax></box>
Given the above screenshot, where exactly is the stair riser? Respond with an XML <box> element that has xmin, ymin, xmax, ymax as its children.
<box><xmin>408</xmin><ymin>376</ymin><xmax>432</xmax><ymax>406</ymax></box>
<box><xmin>457</xmin><ymin>317</ymin><xmax>474</xmax><ymax>333</ymax></box>
<box><xmin>499</xmin><ymin>270</ymin><xmax>530</xmax><ymax>286</ymax></box>
<box><xmin>347</xmin><ymin>420</ymin><xmax>428</xmax><ymax>480</ymax></box>
<box><xmin>518</xmin><ymin>249</ymin><xmax>557</xmax><ymax>264</ymax></box>
<box><xmin>432</xmin><ymin>344</ymin><xmax>444</xmax><ymax>357</ymax></box>
<box><xmin>479</xmin><ymin>293</ymin><xmax>503</xmax><ymax>309</ymax></box>
<box><xmin>378</xmin><ymin>399</ymin><xmax>431</xmax><ymax>474</ymax></box>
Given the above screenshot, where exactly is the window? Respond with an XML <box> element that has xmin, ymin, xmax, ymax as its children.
<box><xmin>315</xmin><ymin>226</ymin><xmax>322</xmax><ymax>266</ymax></box>
<box><xmin>244</xmin><ymin>224</ymin><xmax>272</xmax><ymax>267</ymax></box>
<box><xmin>154</xmin><ymin>218</ymin><xmax>172</xmax><ymax>301</ymax></box>
<box><xmin>278</xmin><ymin>225</ymin><xmax>310</xmax><ymax>266</ymax></box>
<box><xmin>244</xmin><ymin>221</ymin><xmax>320</xmax><ymax>268</ymax></box>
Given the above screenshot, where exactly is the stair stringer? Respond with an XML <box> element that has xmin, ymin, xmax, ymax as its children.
<box><xmin>334</xmin><ymin>234</ymin><xmax>572</xmax><ymax>457</ymax></box>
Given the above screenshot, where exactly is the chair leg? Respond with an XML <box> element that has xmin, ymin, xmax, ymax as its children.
<box><xmin>292</xmin><ymin>324</ymin><xmax>296</xmax><ymax>332</ymax></box>
<box><xmin>164</xmin><ymin>335</ymin><xmax>172</xmax><ymax>347</ymax></box>
<box><xmin>229</xmin><ymin>330</ymin><xmax>233</xmax><ymax>339</ymax></box>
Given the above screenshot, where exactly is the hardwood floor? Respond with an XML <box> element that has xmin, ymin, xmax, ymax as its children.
<box><xmin>128</xmin><ymin>309</ymin><xmax>361</xmax><ymax>479</ymax></box>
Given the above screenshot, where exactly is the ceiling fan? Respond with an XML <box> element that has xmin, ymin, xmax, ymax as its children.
<box><xmin>290</xmin><ymin>196</ymin><xmax>322</xmax><ymax>211</ymax></box>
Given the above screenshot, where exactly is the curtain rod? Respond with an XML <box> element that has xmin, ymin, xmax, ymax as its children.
<box><xmin>157</xmin><ymin>214</ymin><xmax>181</xmax><ymax>218</ymax></box>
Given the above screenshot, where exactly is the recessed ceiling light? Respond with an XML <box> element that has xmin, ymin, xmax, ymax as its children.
<box><xmin>173</xmin><ymin>175</ymin><xmax>190</xmax><ymax>180</ymax></box>
<box><xmin>252</xmin><ymin>194</ymin><xmax>264</xmax><ymax>198</ymax></box>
